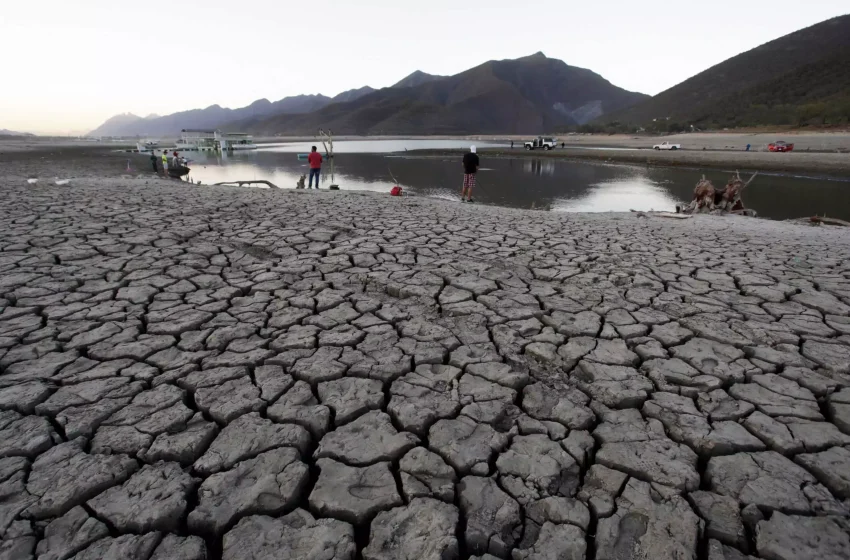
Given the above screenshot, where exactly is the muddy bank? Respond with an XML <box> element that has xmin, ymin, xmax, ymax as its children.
<box><xmin>407</xmin><ymin>147</ymin><xmax>850</xmax><ymax>178</ymax></box>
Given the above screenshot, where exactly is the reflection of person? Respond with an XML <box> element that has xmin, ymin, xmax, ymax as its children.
<box><xmin>307</xmin><ymin>146</ymin><xmax>323</xmax><ymax>189</ymax></box>
<box><xmin>461</xmin><ymin>145</ymin><xmax>479</xmax><ymax>203</ymax></box>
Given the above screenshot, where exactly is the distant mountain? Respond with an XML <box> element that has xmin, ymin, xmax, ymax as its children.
<box><xmin>0</xmin><ymin>128</ymin><xmax>34</xmax><ymax>136</ymax></box>
<box><xmin>88</xmin><ymin>94</ymin><xmax>333</xmax><ymax>136</ymax></box>
<box><xmin>605</xmin><ymin>14</ymin><xmax>850</xmax><ymax>128</ymax></box>
<box><xmin>332</xmin><ymin>86</ymin><xmax>376</xmax><ymax>103</ymax></box>
<box><xmin>392</xmin><ymin>70</ymin><xmax>446</xmax><ymax>89</ymax></box>
<box><xmin>89</xmin><ymin>53</ymin><xmax>647</xmax><ymax>137</ymax></box>
<box><xmin>87</xmin><ymin>113</ymin><xmax>144</xmax><ymax>136</ymax></box>
<box><xmin>236</xmin><ymin>52</ymin><xmax>648</xmax><ymax>135</ymax></box>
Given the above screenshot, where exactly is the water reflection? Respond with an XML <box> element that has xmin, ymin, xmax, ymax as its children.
<box><xmin>261</xmin><ymin>139</ymin><xmax>506</xmax><ymax>154</ymax></box>
<box><xmin>182</xmin><ymin>148</ymin><xmax>850</xmax><ymax>221</ymax></box>
<box><xmin>523</xmin><ymin>159</ymin><xmax>556</xmax><ymax>177</ymax></box>
<box><xmin>553</xmin><ymin>170</ymin><xmax>679</xmax><ymax>213</ymax></box>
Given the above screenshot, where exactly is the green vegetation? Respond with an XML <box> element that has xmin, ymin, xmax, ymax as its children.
<box><xmin>690</xmin><ymin>50</ymin><xmax>850</xmax><ymax>128</ymax></box>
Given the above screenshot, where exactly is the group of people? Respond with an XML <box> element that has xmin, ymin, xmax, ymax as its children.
<box><xmin>149</xmin><ymin>150</ymin><xmax>186</xmax><ymax>176</ymax></box>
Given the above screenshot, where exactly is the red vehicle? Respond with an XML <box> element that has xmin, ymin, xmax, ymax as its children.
<box><xmin>768</xmin><ymin>141</ymin><xmax>795</xmax><ymax>152</ymax></box>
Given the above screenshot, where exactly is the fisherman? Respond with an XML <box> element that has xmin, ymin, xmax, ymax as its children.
<box><xmin>161</xmin><ymin>150</ymin><xmax>168</xmax><ymax>175</ymax></box>
<box><xmin>461</xmin><ymin>145</ymin><xmax>479</xmax><ymax>203</ymax></box>
<box><xmin>307</xmin><ymin>146</ymin><xmax>323</xmax><ymax>189</ymax></box>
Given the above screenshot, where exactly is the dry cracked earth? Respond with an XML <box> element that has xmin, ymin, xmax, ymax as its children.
<box><xmin>1</xmin><ymin>180</ymin><xmax>850</xmax><ymax>560</ymax></box>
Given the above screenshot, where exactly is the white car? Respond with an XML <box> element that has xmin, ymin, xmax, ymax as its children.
<box><xmin>524</xmin><ymin>137</ymin><xmax>558</xmax><ymax>150</ymax></box>
<box><xmin>653</xmin><ymin>141</ymin><xmax>681</xmax><ymax>150</ymax></box>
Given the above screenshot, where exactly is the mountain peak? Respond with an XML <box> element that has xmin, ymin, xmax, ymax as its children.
<box><xmin>515</xmin><ymin>51</ymin><xmax>548</xmax><ymax>62</ymax></box>
<box><xmin>392</xmin><ymin>70</ymin><xmax>446</xmax><ymax>89</ymax></box>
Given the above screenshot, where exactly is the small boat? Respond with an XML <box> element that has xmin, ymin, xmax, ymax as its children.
<box><xmin>136</xmin><ymin>139</ymin><xmax>160</xmax><ymax>152</ymax></box>
<box><xmin>168</xmin><ymin>165</ymin><xmax>191</xmax><ymax>178</ymax></box>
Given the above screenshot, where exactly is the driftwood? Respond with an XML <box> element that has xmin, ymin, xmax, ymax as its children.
<box><xmin>682</xmin><ymin>171</ymin><xmax>758</xmax><ymax>215</ymax></box>
<box><xmin>630</xmin><ymin>209</ymin><xmax>693</xmax><ymax>219</ymax></box>
<box><xmin>810</xmin><ymin>216</ymin><xmax>850</xmax><ymax>227</ymax></box>
<box><xmin>214</xmin><ymin>180</ymin><xmax>280</xmax><ymax>189</ymax></box>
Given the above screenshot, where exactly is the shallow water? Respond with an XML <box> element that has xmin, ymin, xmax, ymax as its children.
<box><xmin>183</xmin><ymin>141</ymin><xmax>850</xmax><ymax>220</ymax></box>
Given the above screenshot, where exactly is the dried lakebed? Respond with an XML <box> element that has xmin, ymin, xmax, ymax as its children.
<box><xmin>1</xmin><ymin>181</ymin><xmax>850</xmax><ymax>560</ymax></box>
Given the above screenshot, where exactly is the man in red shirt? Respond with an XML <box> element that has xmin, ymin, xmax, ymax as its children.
<box><xmin>307</xmin><ymin>146</ymin><xmax>323</xmax><ymax>189</ymax></box>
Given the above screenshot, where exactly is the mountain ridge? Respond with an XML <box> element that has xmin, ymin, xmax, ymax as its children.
<box><xmin>228</xmin><ymin>53</ymin><xmax>648</xmax><ymax>135</ymax></box>
<box><xmin>603</xmin><ymin>14</ymin><xmax>850</xmax><ymax>128</ymax></box>
<box><xmin>88</xmin><ymin>94</ymin><xmax>338</xmax><ymax>136</ymax></box>
<box><xmin>88</xmin><ymin>53</ymin><xmax>646</xmax><ymax>136</ymax></box>
<box><xmin>392</xmin><ymin>70</ymin><xmax>447</xmax><ymax>89</ymax></box>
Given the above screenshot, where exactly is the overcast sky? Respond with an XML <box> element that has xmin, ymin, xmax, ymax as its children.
<box><xmin>1</xmin><ymin>1</ymin><xmax>846</xmax><ymax>134</ymax></box>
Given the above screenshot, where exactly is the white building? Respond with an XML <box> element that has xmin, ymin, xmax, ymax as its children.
<box><xmin>176</xmin><ymin>130</ymin><xmax>256</xmax><ymax>152</ymax></box>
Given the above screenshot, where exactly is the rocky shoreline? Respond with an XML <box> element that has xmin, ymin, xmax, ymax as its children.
<box><xmin>1</xmin><ymin>179</ymin><xmax>850</xmax><ymax>559</ymax></box>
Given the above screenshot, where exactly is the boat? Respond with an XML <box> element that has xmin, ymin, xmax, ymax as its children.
<box><xmin>168</xmin><ymin>165</ymin><xmax>191</xmax><ymax>178</ymax></box>
<box><xmin>136</xmin><ymin>139</ymin><xmax>160</xmax><ymax>152</ymax></box>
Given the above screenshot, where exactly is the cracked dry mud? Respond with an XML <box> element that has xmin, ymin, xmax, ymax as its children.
<box><xmin>1</xmin><ymin>181</ymin><xmax>850</xmax><ymax>560</ymax></box>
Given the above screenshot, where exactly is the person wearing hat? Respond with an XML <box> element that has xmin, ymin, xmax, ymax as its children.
<box><xmin>461</xmin><ymin>145</ymin><xmax>479</xmax><ymax>203</ymax></box>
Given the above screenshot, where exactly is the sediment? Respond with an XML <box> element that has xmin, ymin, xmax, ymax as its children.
<box><xmin>1</xmin><ymin>179</ymin><xmax>850</xmax><ymax>559</ymax></box>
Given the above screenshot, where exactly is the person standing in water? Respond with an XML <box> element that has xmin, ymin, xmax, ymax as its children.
<box><xmin>461</xmin><ymin>145</ymin><xmax>479</xmax><ymax>203</ymax></box>
<box><xmin>307</xmin><ymin>146</ymin><xmax>323</xmax><ymax>189</ymax></box>
<box><xmin>161</xmin><ymin>150</ymin><xmax>168</xmax><ymax>176</ymax></box>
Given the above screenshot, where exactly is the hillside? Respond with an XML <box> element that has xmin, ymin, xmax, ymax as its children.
<box><xmin>392</xmin><ymin>70</ymin><xmax>446</xmax><ymax>89</ymax></box>
<box><xmin>332</xmin><ymin>86</ymin><xmax>376</xmax><ymax>103</ymax></box>
<box><xmin>234</xmin><ymin>53</ymin><xmax>648</xmax><ymax>135</ymax></box>
<box><xmin>0</xmin><ymin>129</ymin><xmax>35</xmax><ymax>137</ymax></box>
<box><xmin>607</xmin><ymin>14</ymin><xmax>850</xmax><ymax>128</ymax></box>
<box><xmin>88</xmin><ymin>113</ymin><xmax>147</xmax><ymax>136</ymax></box>
<box><xmin>691</xmin><ymin>48</ymin><xmax>850</xmax><ymax>128</ymax></box>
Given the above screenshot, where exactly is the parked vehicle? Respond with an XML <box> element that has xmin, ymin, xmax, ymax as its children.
<box><xmin>768</xmin><ymin>141</ymin><xmax>795</xmax><ymax>152</ymax></box>
<box><xmin>524</xmin><ymin>137</ymin><xmax>558</xmax><ymax>150</ymax></box>
<box><xmin>653</xmin><ymin>141</ymin><xmax>681</xmax><ymax>150</ymax></box>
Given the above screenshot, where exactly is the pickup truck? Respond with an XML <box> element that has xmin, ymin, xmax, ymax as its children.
<box><xmin>525</xmin><ymin>137</ymin><xmax>558</xmax><ymax>150</ymax></box>
<box><xmin>768</xmin><ymin>141</ymin><xmax>794</xmax><ymax>152</ymax></box>
<box><xmin>653</xmin><ymin>141</ymin><xmax>681</xmax><ymax>150</ymax></box>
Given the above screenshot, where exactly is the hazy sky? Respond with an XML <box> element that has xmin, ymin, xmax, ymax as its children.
<box><xmin>1</xmin><ymin>1</ymin><xmax>846</xmax><ymax>134</ymax></box>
